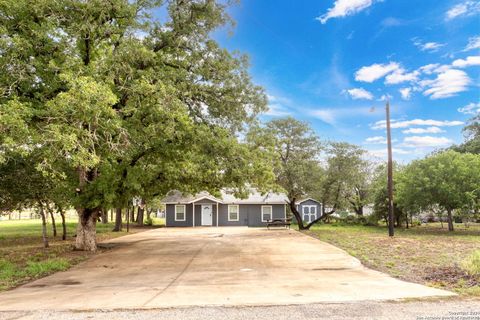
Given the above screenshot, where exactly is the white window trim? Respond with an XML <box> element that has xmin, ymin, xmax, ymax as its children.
<box><xmin>175</xmin><ymin>205</ymin><xmax>186</xmax><ymax>221</ymax></box>
<box><xmin>228</xmin><ymin>205</ymin><xmax>239</xmax><ymax>221</ymax></box>
<box><xmin>261</xmin><ymin>205</ymin><xmax>273</xmax><ymax>222</ymax></box>
<box><xmin>302</xmin><ymin>205</ymin><xmax>317</xmax><ymax>215</ymax></box>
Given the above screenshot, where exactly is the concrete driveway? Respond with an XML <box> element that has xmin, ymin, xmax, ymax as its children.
<box><xmin>0</xmin><ymin>227</ymin><xmax>454</xmax><ymax>311</ymax></box>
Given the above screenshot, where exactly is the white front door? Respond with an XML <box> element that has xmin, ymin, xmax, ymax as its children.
<box><xmin>201</xmin><ymin>205</ymin><xmax>213</xmax><ymax>226</ymax></box>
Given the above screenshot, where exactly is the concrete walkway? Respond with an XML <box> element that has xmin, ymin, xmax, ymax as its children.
<box><xmin>0</xmin><ymin>227</ymin><xmax>455</xmax><ymax>311</ymax></box>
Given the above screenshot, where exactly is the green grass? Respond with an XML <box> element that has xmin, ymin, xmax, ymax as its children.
<box><xmin>151</xmin><ymin>217</ymin><xmax>165</xmax><ymax>226</ymax></box>
<box><xmin>462</xmin><ymin>250</ymin><xmax>480</xmax><ymax>277</ymax></box>
<box><xmin>0</xmin><ymin>217</ymin><xmax>165</xmax><ymax>291</ymax></box>
<box><xmin>305</xmin><ymin>223</ymin><xmax>480</xmax><ymax>297</ymax></box>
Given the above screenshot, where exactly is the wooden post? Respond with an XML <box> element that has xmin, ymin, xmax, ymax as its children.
<box><xmin>216</xmin><ymin>204</ymin><xmax>219</xmax><ymax>227</ymax></box>
<box><xmin>193</xmin><ymin>203</ymin><xmax>195</xmax><ymax>227</ymax></box>
<box><xmin>386</xmin><ymin>100</ymin><xmax>395</xmax><ymax>237</ymax></box>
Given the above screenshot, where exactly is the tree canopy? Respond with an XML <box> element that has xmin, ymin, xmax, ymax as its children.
<box><xmin>0</xmin><ymin>0</ymin><xmax>272</xmax><ymax>250</ymax></box>
<box><xmin>247</xmin><ymin>117</ymin><xmax>323</xmax><ymax>229</ymax></box>
<box><xmin>396</xmin><ymin>150</ymin><xmax>480</xmax><ymax>231</ymax></box>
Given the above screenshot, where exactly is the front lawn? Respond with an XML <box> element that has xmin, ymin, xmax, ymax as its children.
<box><xmin>0</xmin><ymin>218</ymin><xmax>162</xmax><ymax>291</ymax></box>
<box><xmin>305</xmin><ymin>223</ymin><xmax>480</xmax><ymax>297</ymax></box>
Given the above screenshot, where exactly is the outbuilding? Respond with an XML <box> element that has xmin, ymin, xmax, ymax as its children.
<box><xmin>296</xmin><ymin>198</ymin><xmax>323</xmax><ymax>223</ymax></box>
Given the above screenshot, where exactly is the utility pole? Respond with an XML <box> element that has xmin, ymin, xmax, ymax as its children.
<box><xmin>386</xmin><ymin>100</ymin><xmax>395</xmax><ymax>237</ymax></box>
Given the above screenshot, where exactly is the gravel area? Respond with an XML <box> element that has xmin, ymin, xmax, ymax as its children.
<box><xmin>1</xmin><ymin>299</ymin><xmax>479</xmax><ymax>320</ymax></box>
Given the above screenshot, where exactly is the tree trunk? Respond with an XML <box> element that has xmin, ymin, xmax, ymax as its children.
<box><xmin>75</xmin><ymin>208</ymin><xmax>99</xmax><ymax>251</ymax></box>
<box><xmin>447</xmin><ymin>208</ymin><xmax>454</xmax><ymax>232</ymax></box>
<box><xmin>289</xmin><ymin>199</ymin><xmax>305</xmax><ymax>230</ymax></box>
<box><xmin>395</xmin><ymin>213</ymin><xmax>401</xmax><ymax>228</ymax></box>
<box><xmin>357</xmin><ymin>206</ymin><xmax>363</xmax><ymax>215</ymax></box>
<box><xmin>59</xmin><ymin>209</ymin><xmax>67</xmax><ymax>240</ymax></box>
<box><xmin>101</xmin><ymin>208</ymin><xmax>108</xmax><ymax>224</ymax></box>
<box><xmin>130</xmin><ymin>206</ymin><xmax>135</xmax><ymax>222</ymax></box>
<box><xmin>110</xmin><ymin>209</ymin><xmax>113</xmax><ymax>222</ymax></box>
<box><xmin>113</xmin><ymin>208</ymin><xmax>122</xmax><ymax>232</ymax></box>
<box><xmin>38</xmin><ymin>202</ymin><xmax>49</xmax><ymax>248</ymax></box>
<box><xmin>137</xmin><ymin>200</ymin><xmax>145</xmax><ymax>226</ymax></box>
<box><xmin>126</xmin><ymin>207</ymin><xmax>130</xmax><ymax>232</ymax></box>
<box><xmin>46</xmin><ymin>204</ymin><xmax>57</xmax><ymax>237</ymax></box>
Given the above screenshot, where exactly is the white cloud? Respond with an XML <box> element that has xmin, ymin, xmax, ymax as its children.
<box><xmin>452</xmin><ymin>55</ymin><xmax>480</xmax><ymax>68</ymax></box>
<box><xmin>446</xmin><ymin>1</ymin><xmax>480</xmax><ymax>20</ymax></box>
<box><xmin>420</xmin><ymin>69</ymin><xmax>471</xmax><ymax>99</ymax></box>
<box><xmin>413</xmin><ymin>39</ymin><xmax>445</xmax><ymax>52</ymax></box>
<box><xmin>264</xmin><ymin>94</ymin><xmax>292</xmax><ymax>117</ymax></box>
<box><xmin>403</xmin><ymin>136</ymin><xmax>453</xmax><ymax>148</ymax></box>
<box><xmin>346</xmin><ymin>88</ymin><xmax>374</xmax><ymax>100</ymax></box>
<box><xmin>379</xmin><ymin>94</ymin><xmax>393</xmax><ymax>101</ymax></box>
<box><xmin>419</xmin><ymin>64</ymin><xmax>441</xmax><ymax>75</ymax></box>
<box><xmin>381</xmin><ymin>17</ymin><xmax>405</xmax><ymax>27</ymax></box>
<box><xmin>372</xmin><ymin>118</ymin><xmax>464</xmax><ymax>130</ymax></box>
<box><xmin>316</xmin><ymin>0</ymin><xmax>376</xmax><ymax>24</ymax></box>
<box><xmin>385</xmin><ymin>69</ymin><xmax>419</xmax><ymax>84</ymax></box>
<box><xmin>399</xmin><ymin>88</ymin><xmax>412</xmax><ymax>100</ymax></box>
<box><xmin>463</xmin><ymin>35</ymin><xmax>480</xmax><ymax>51</ymax></box>
<box><xmin>264</xmin><ymin>104</ymin><xmax>290</xmax><ymax>117</ymax></box>
<box><xmin>365</xmin><ymin>136</ymin><xmax>387</xmax><ymax>144</ymax></box>
<box><xmin>310</xmin><ymin>109</ymin><xmax>337</xmax><ymax>125</ymax></box>
<box><xmin>368</xmin><ymin>148</ymin><xmax>412</xmax><ymax>158</ymax></box>
<box><xmin>458</xmin><ymin>102</ymin><xmax>480</xmax><ymax>114</ymax></box>
<box><xmin>355</xmin><ymin>62</ymin><xmax>400</xmax><ymax>82</ymax></box>
<box><xmin>309</xmin><ymin>107</ymin><xmax>372</xmax><ymax>125</ymax></box>
<box><xmin>402</xmin><ymin>127</ymin><xmax>445</xmax><ymax>134</ymax></box>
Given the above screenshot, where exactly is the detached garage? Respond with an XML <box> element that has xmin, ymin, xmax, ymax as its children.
<box><xmin>162</xmin><ymin>190</ymin><xmax>287</xmax><ymax>227</ymax></box>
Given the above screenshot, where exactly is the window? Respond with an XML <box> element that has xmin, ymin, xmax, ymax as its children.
<box><xmin>228</xmin><ymin>205</ymin><xmax>239</xmax><ymax>221</ymax></box>
<box><xmin>261</xmin><ymin>206</ymin><xmax>272</xmax><ymax>222</ymax></box>
<box><xmin>175</xmin><ymin>205</ymin><xmax>186</xmax><ymax>221</ymax></box>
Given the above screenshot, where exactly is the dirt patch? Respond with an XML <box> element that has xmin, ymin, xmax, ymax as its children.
<box><xmin>424</xmin><ymin>266</ymin><xmax>479</xmax><ymax>288</ymax></box>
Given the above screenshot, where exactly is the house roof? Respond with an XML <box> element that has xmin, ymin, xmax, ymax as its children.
<box><xmin>161</xmin><ymin>189</ymin><xmax>288</xmax><ymax>205</ymax></box>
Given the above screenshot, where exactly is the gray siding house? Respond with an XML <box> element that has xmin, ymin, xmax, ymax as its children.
<box><xmin>296</xmin><ymin>198</ymin><xmax>322</xmax><ymax>223</ymax></box>
<box><xmin>162</xmin><ymin>190</ymin><xmax>287</xmax><ymax>227</ymax></box>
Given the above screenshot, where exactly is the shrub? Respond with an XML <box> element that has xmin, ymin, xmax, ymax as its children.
<box><xmin>145</xmin><ymin>217</ymin><xmax>153</xmax><ymax>226</ymax></box>
<box><xmin>461</xmin><ymin>250</ymin><xmax>480</xmax><ymax>277</ymax></box>
<box><xmin>365</xmin><ymin>214</ymin><xmax>379</xmax><ymax>226</ymax></box>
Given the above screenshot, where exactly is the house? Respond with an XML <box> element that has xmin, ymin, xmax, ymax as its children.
<box><xmin>162</xmin><ymin>189</ymin><xmax>288</xmax><ymax>227</ymax></box>
<box><xmin>296</xmin><ymin>198</ymin><xmax>322</xmax><ymax>223</ymax></box>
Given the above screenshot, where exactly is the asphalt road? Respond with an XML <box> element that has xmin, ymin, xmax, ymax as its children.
<box><xmin>1</xmin><ymin>299</ymin><xmax>479</xmax><ymax>320</ymax></box>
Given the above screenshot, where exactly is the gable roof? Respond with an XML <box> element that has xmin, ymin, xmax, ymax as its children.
<box><xmin>297</xmin><ymin>198</ymin><xmax>322</xmax><ymax>205</ymax></box>
<box><xmin>161</xmin><ymin>189</ymin><xmax>288</xmax><ymax>205</ymax></box>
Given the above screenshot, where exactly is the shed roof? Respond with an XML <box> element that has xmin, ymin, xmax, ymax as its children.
<box><xmin>297</xmin><ymin>198</ymin><xmax>322</xmax><ymax>204</ymax></box>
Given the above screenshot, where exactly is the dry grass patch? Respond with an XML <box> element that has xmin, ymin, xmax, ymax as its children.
<box><xmin>305</xmin><ymin>223</ymin><xmax>480</xmax><ymax>296</ymax></box>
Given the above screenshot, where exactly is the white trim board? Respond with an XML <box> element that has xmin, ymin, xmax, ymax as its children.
<box><xmin>261</xmin><ymin>205</ymin><xmax>273</xmax><ymax>222</ymax></box>
<box><xmin>174</xmin><ymin>205</ymin><xmax>186</xmax><ymax>222</ymax></box>
<box><xmin>228</xmin><ymin>205</ymin><xmax>239</xmax><ymax>221</ymax></box>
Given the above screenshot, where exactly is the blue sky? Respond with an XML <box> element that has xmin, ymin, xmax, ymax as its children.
<box><xmin>212</xmin><ymin>0</ymin><xmax>480</xmax><ymax>162</ymax></box>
